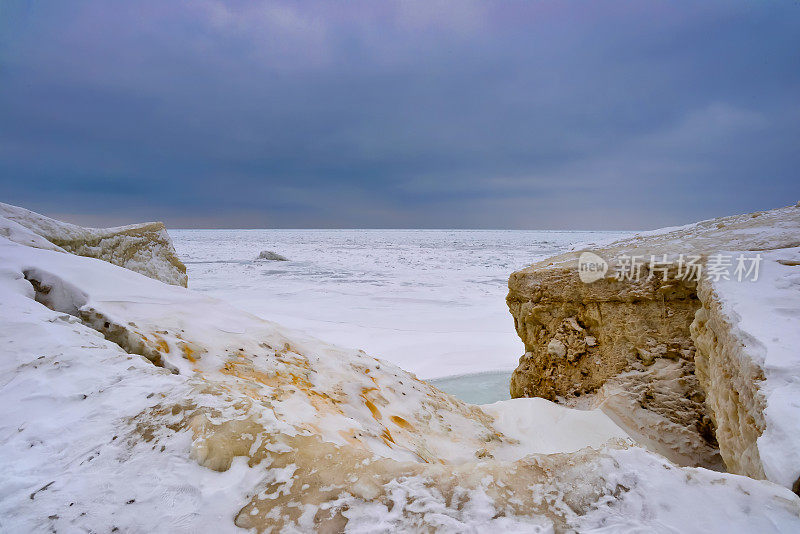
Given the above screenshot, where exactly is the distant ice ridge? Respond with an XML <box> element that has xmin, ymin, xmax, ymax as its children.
<box><xmin>0</xmin><ymin>202</ymin><xmax>187</xmax><ymax>286</ymax></box>
<box><xmin>2</xmin><ymin>221</ymin><xmax>799</xmax><ymax>531</ymax></box>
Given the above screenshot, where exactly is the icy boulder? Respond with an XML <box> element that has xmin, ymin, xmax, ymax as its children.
<box><xmin>2</xmin><ymin>235</ymin><xmax>798</xmax><ymax>532</ymax></box>
<box><xmin>507</xmin><ymin>203</ymin><xmax>800</xmax><ymax>477</ymax></box>
<box><xmin>256</xmin><ymin>249</ymin><xmax>288</xmax><ymax>261</ymax></box>
<box><xmin>0</xmin><ymin>202</ymin><xmax>187</xmax><ymax>286</ymax></box>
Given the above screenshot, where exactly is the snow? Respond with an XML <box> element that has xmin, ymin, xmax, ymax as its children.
<box><xmin>0</xmin><ymin>258</ymin><xmax>260</xmax><ymax>532</ymax></box>
<box><xmin>170</xmin><ymin>229</ymin><xmax>630</xmax><ymax>379</ymax></box>
<box><xmin>483</xmin><ymin>398</ymin><xmax>630</xmax><ymax>460</ymax></box>
<box><xmin>0</xmin><ymin>213</ymin><xmax>65</xmax><ymax>252</ymax></box>
<box><xmin>2</xmin><ymin>224</ymin><xmax>800</xmax><ymax>531</ymax></box>
<box><xmin>574</xmin><ymin>446</ymin><xmax>800</xmax><ymax>533</ymax></box>
<box><xmin>709</xmin><ymin>246</ymin><xmax>800</xmax><ymax>488</ymax></box>
<box><xmin>1</xmin><ymin>202</ymin><xmax>156</xmax><ymax>245</ymax></box>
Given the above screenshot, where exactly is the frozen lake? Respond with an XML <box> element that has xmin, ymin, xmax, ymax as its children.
<box><xmin>170</xmin><ymin>229</ymin><xmax>626</xmax><ymax>400</ymax></box>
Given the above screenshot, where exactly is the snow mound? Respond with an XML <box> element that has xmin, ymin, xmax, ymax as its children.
<box><xmin>1</xmin><ymin>234</ymin><xmax>799</xmax><ymax>532</ymax></box>
<box><xmin>0</xmin><ymin>202</ymin><xmax>187</xmax><ymax>286</ymax></box>
<box><xmin>256</xmin><ymin>249</ymin><xmax>288</xmax><ymax>261</ymax></box>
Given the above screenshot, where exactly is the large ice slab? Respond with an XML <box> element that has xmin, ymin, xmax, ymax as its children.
<box><xmin>0</xmin><ymin>202</ymin><xmax>187</xmax><ymax>286</ymax></box>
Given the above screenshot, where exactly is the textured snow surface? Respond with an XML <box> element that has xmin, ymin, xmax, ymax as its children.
<box><xmin>0</xmin><ymin>213</ymin><xmax>65</xmax><ymax>252</ymax></box>
<box><xmin>0</xmin><ymin>261</ymin><xmax>261</xmax><ymax>532</ymax></box>
<box><xmin>2</xmin><ymin>234</ymin><xmax>800</xmax><ymax>531</ymax></box>
<box><xmin>708</xmin><ymin>247</ymin><xmax>800</xmax><ymax>488</ymax></box>
<box><xmin>171</xmin><ymin>229</ymin><xmax>629</xmax><ymax>379</ymax></box>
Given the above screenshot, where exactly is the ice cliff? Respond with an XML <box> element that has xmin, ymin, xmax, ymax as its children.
<box><xmin>692</xmin><ymin>245</ymin><xmax>800</xmax><ymax>491</ymax></box>
<box><xmin>2</xmin><ymin>208</ymin><xmax>799</xmax><ymax>532</ymax></box>
<box><xmin>0</xmin><ymin>202</ymin><xmax>187</xmax><ymax>286</ymax></box>
<box><xmin>507</xmin><ymin>203</ymin><xmax>800</xmax><ymax>490</ymax></box>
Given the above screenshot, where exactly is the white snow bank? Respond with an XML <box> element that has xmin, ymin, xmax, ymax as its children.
<box><xmin>1</xmin><ymin>234</ymin><xmax>799</xmax><ymax>531</ymax></box>
<box><xmin>699</xmin><ymin>247</ymin><xmax>800</xmax><ymax>489</ymax></box>
<box><xmin>0</xmin><ymin>201</ymin><xmax>187</xmax><ymax>286</ymax></box>
<box><xmin>574</xmin><ymin>446</ymin><xmax>800</xmax><ymax>533</ymax></box>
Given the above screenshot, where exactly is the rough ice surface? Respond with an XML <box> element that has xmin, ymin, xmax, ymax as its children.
<box><xmin>0</xmin><ymin>202</ymin><xmax>187</xmax><ymax>287</ymax></box>
<box><xmin>3</xmin><ymin>233</ymin><xmax>800</xmax><ymax>531</ymax></box>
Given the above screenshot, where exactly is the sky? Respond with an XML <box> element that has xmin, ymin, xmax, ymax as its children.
<box><xmin>1</xmin><ymin>1</ymin><xmax>799</xmax><ymax>229</ymax></box>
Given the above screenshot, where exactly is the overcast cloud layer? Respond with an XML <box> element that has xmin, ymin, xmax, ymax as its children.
<box><xmin>1</xmin><ymin>0</ymin><xmax>799</xmax><ymax>229</ymax></box>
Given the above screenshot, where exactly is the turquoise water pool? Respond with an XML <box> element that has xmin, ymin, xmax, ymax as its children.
<box><xmin>429</xmin><ymin>370</ymin><xmax>512</xmax><ymax>405</ymax></box>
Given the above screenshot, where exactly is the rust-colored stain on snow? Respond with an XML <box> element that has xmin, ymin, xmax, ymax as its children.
<box><xmin>337</xmin><ymin>429</ymin><xmax>369</xmax><ymax>450</ymax></box>
<box><xmin>380</xmin><ymin>428</ymin><xmax>394</xmax><ymax>444</ymax></box>
<box><xmin>364</xmin><ymin>399</ymin><xmax>382</xmax><ymax>420</ymax></box>
<box><xmin>154</xmin><ymin>337</ymin><xmax>170</xmax><ymax>354</ymax></box>
<box><xmin>390</xmin><ymin>415</ymin><xmax>414</xmax><ymax>431</ymax></box>
<box><xmin>219</xmin><ymin>356</ymin><xmax>343</xmax><ymax>416</ymax></box>
<box><xmin>181</xmin><ymin>343</ymin><xmax>196</xmax><ymax>362</ymax></box>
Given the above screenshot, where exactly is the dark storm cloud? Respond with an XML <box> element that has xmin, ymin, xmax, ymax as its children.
<box><xmin>1</xmin><ymin>0</ymin><xmax>799</xmax><ymax>229</ymax></box>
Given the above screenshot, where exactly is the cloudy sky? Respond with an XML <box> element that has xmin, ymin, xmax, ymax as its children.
<box><xmin>1</xmin><ymin>1</ymin><xmax>799</xmax><ymax>229</ymax></box>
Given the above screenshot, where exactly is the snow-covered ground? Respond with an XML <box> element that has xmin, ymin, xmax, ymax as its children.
<box><xmin>4</xmin><ymin>219</ymin><xmax>800</xmax><ymax>532</ymax></box>
<box><xmin>170</xmin><ymin>229</ymin><xmax>627</xmax><ymax>380</ymax></box>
